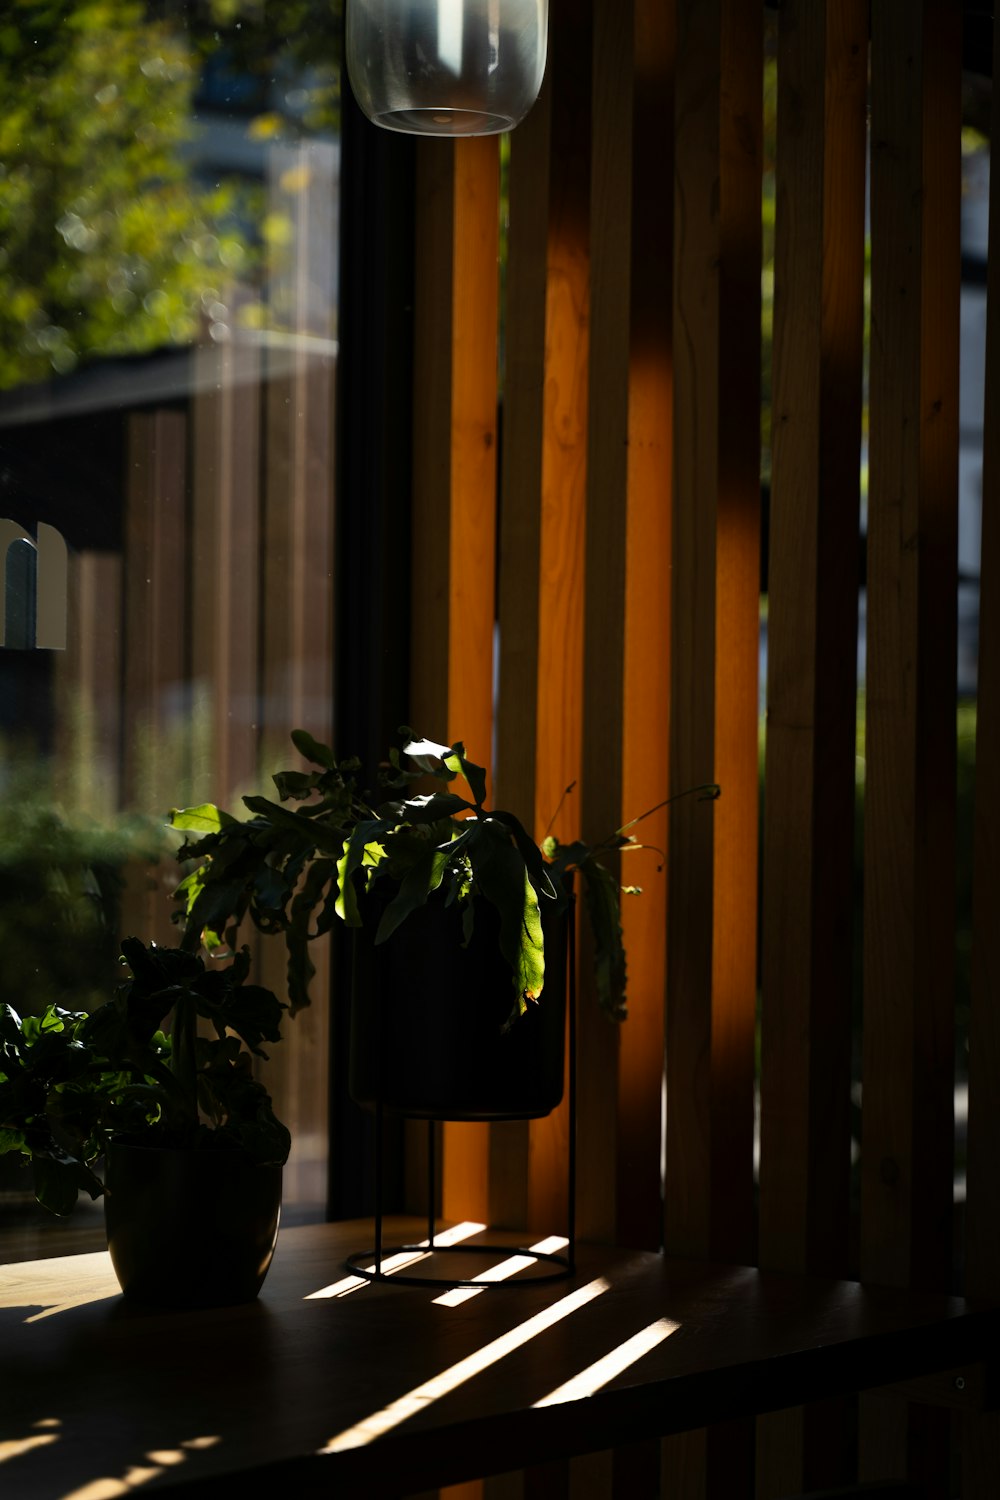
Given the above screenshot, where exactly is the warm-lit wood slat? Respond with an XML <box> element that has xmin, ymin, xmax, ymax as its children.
<box><xmin>522</xmin><ymin>0</ymin><xmax>591</xmax><ymax>1244</ymax></box>
<box><xmin>668</xmin><ymin>0</ymin><xmax>723</xmax><ymax>1268</ymax></box>
<box><xmin>580</xmin><ymin>0</ymin><xmax>631</xmax><ymax>1254</ymax></box>
<box><xmin>667</xmin><ymin>0</ymin><xmax>760</xmax><ymax>1270</ymax></box>
<box><xmin>709</xmin><ymin>0</ymin><xmax>762</xmax><ymax>1276</ymax></box>
<box><xmin>616</xmin><ymin>0</ymin><xmax>676</xmax><ymax>1258</ymax></box>
<box><xmin>410</xmin><ymin>134</ymin><xmax>500</xmax><ymax>1226</ymax></box>
<box><xmin>492</xmin><ymin>75</ymin><xmax>553</xmax><ymax>1237</ymax></box>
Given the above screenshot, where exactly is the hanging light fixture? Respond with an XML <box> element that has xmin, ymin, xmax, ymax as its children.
<box><xmin>346</xmin><ymin>0</ymin><xmax>548</xmax><ymax>137</ymax></box>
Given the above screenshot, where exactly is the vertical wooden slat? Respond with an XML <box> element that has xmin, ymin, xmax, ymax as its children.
<box><xmin>615</xmin><ymin>0</ymin><xmax>676</xmax><ymax>1256</ymax></box>
<box><xmin>665</xmin><ymin>5</ymin><xmax>760</xmax><ymax>1492</ymax></box>
<box><xmin>492</xmin><ymin>113</ymin><xmax>550</xmax><ymax>1232</ymax></box>
<box><xmin>493</xmin><ymin>77</ymin><xmax>552</xmax><ymax>1233</ymax></box>
<box><xmin>710</xmin><ymin>0</ymin><xmax>762</xmax><ymax>1272</ymax></box>
<box><xmin>756</xmin><ymin>3</ymin><xmax>867</xmax><ymax>1493</ymax></box>
<box><xmin>260</xmin><ymin>139</ymin><xmax>338</xmax><ymax>1212</ymax></box>
<box><xmin>862</xmin><ymin>0</ymin><xmax>960</xmax><ymax>1296</ymax></box>
<box><xmin>963</xmin><ymin>4</ymin><xmax>1000</xmax><ymax>1492</ymax></box>
<box><xmin>760</xmin><ymin>0</ymin><xmax>866</xmax><ymax>1283</ymax></box>
<box><xmin>411</xmin><ymin>134</ymin><xmax>500</xmax><ymax>1225</ymax></box>
<box><xmin>758</xmin><ymin>0</ymin><xmax>869</xmax><ymax>1290</ymax></box>
<box><xmin>492</xmin><ymin>0</ymin><xmax>597</xmax><ymax>1251</ymax></box>
<box><xmin>666</xmin><ymin>0</ymin><xmax>760</xmax><ymax>1266</ymax></box>
<box><xmin>579</xmin><ymin>0</ymin><xmax>632</xmax><ymax>1252</ymax></box>
<box><xmin>668</xmin><ymin>0</ymin><xmax>720</xmax><ymax>1264</ymax></box>
<box><xmin>861</xmin><ymin>0</ymin><xmax>961</xmax><ymax>1487</ymax></box>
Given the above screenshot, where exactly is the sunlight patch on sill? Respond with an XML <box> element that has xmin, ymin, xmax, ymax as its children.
<box><xmin>0</xmin><ymin>1417</ymin><xmax>61</xmax><ymax>1465</ymax></box>
<box><xmin>304</xmin><ymin>1221</ymin><xmax>488</xmax><ymax>1299</ymax></box>
<box><xmin>319</xmin><ymin>1276</ymin><xmax>611</xmax><ymax>1453</ymax></box>
<box><xmin>58</xmin><ymin>1436</ymin><xmax>220</xmax><ymax>1500</ymax></box>
<box><xmin>532</xmin><ymin>1317</ymin><xmax>680</xmax><ymax>1405</ymax></box>
<box><xmin>433</xmin><ymin>1236</ymin><xmax>571</xmax><ymax>1306</ymax></box>
<box><xmin>24</xmin><ymin>1293</ymin><xmax>119</xmax><ymax>1324</ymax></box>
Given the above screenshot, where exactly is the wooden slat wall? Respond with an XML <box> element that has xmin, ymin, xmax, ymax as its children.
<box><xmin>405</xmin><ymin>2</ymin><xmax>997</xmax><ymax>1496</ymax></box>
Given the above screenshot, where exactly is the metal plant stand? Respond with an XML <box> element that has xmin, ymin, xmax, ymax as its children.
<box><xmin>346</xmin><ymin>898</ymin><xmax>577</xmax><ymax>1289</ymax></box>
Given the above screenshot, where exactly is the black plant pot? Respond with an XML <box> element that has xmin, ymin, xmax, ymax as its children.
<box><xmin>104</xmin><ymin>1143</ymin><xmax>282</xmax><ymax>1308</ymax></box>
<box><xmin>349</xmin><ymin>890</ymin><xmax>568</xmax><ymax>1121</ymax></box>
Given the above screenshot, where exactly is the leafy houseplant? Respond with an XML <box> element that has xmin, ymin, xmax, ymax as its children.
<box><xmin>0</xmin><ymin>939</ymin><xmax>289</xmax><ymax>1305</ymax></box>
<box><xmin>170</xmin><ymin>731</ymin><xmax>718</xmax><ymax>1119</ymax></box>
<box><xmin>172</xmin><ymin>731</ymin><xmax>642</xmax><ymax>1020</ymax></box>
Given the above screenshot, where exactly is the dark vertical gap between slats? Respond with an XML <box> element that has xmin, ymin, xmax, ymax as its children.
<box><xmin>861</xmin><ymin>0</ymin><xmax>960</xmax><ymax>1488</ymax></box>
<box><xmin>757</xmin><ymin>2</ymin><xmax>866</xmax><ymax>1491</ymax></box>
<box><xmin>962</xmin><ymin>4</ymin><xmax>1000</xmax><ymax>1491</ymax></box>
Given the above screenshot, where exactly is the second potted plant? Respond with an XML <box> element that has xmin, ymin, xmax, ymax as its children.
<box><xmin>0</xmin><ymin>938</ymin><xmax>290</xmax><ymax>1306</ymax></box>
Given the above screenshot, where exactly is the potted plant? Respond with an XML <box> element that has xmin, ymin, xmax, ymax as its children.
<box><xmin>0</xmin><ymin>938</ymin><xmax>289</xmax><ymax>1306</ymax></box>
<box><xmin>170</xmin><ymin>730</ymin><xmax>717</xmax><ymax>1120</ymax></box>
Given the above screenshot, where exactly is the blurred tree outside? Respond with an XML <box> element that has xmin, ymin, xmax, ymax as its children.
<box><xmin>0</xmin><ymin>0</ymin><xmax>344</xmax><ymax>394</ymax></box>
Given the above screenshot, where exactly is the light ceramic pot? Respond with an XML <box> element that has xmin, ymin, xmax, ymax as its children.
<box><xmin>104</xmin><ymin>1143</ymin><xmax>282</xmax><ymax>1308</ymax></box>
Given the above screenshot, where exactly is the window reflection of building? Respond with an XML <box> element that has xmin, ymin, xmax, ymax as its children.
<box><xmin>0</xmin><ymin>11</ymin><xmax>342</xmax><ymax>1234</ymax></box>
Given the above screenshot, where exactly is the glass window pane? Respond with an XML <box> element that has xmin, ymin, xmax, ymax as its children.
<box><xmin>0</xmin><ymin>2</ymin><xmax>342</xmax><ymax>1257</ymax></box>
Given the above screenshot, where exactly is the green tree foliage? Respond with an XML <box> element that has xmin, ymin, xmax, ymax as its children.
<box><xmin>0</xmin><ymin>0</ymin><xmax>253</xmax><ymax>390</ymax></box>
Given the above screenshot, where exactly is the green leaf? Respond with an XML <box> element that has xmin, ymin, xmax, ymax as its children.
<box><xmin>488</xmin><ymin>810</ymin><xmax>559</xmax><ymax>902</ymax></box>
<box><xmin>169</xmin><ymin>803</ymin><xmax>235</xmax><ymax>834</ymax></box>
<box><xmin>578</xmin><ymin>855</ymin><xmax>628</xmax><ymax>1020</ymax></box>
<box><xmin>446</xmin><ymin>743</ymin><xmax>488</xmax><ymax>808</ymax></box>
<box><xmin>336</xmin><ymin>819</ymin><xmax>387</xmax><ymax>925</ymax></box>
<box><xmin>272</xmin><ymin>769</ymin><xmax>322</xmax><ymax>801</ymax></box>
<box><xmin>374</xmin><ymin>846</ymin><xmax>451</xmax><ymax>945</ymax></box>
<box><xmin>240</xmin><ymin>796</ymin><xmax>346</xmax><ymax>854</ymax></box>
<box><xmin>290</xmin><ymin>728</ymin><xmax>336</xmax><ymax>768</ymax></box>
<box><xmin>33</xmin><ymin>1153</ymin><xmax>102</xmax><ymax>1216</ymax></box>
<box><xmin>397</xmin><ymin>791</ymin><xmax>476</xmax><ymax>822</ymax></box>
<box><xmin>0</xmin><ymin>1126</ymin><xmax>26</xmax><ymax>1155</ymax></box>
<box><xmin>467</xmin><ymin>823</ymin><xmax>545</xmax><ymax>1003</ymax></box>
<box><xmin>402</xmin><ymin>735</ymin><xmax>454</xmax><ymax>769</ymax></box>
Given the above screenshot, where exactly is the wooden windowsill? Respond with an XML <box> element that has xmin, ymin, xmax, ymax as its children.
<box><xmin>1</xmin><ymin>1218</ymin><xmax>997</xmax><ymax>1498</ymax></box>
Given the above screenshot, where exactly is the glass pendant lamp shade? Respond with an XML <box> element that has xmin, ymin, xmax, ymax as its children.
<box><xmin>346</xmin><ymin>0</ymin><xmax>548</xmax><ymax>137</ymax></box>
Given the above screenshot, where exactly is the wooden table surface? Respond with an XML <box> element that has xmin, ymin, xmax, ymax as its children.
<box><xmin>1</xmin><ymin>1218</ymin><xmax>996</xmax><ymax>1498</ymax></box>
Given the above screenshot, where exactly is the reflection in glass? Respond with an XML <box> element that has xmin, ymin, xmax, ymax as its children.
<box><xmin>0</xmin><ymin>4</ymin><xmax>342</xmax><ymax>1244</ymax></box>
